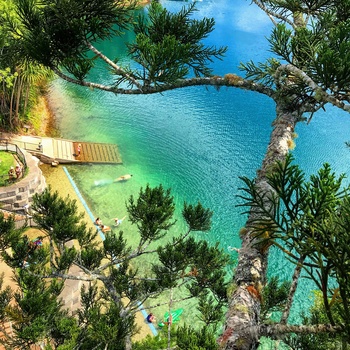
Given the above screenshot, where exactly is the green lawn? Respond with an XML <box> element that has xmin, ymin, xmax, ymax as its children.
<box><xmin>0</xmin><ymin>151</ymin><xmax>17</xmax><ymax>186</ymax></box>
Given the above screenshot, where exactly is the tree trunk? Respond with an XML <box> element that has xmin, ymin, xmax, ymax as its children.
<box><xmin>14</xmin><ymin>74</ymin><xmax>24</xmax><ymax>127</ymax></box>
<box><xmin>221</xmin><ymin>103</ymin><xmax>300</xmax><ymax>350</ymax></box>
<box><xmin>167</xmin><ymin>288</ymin><xmax>174</xmax><ymax>350</ymax></box>
<box><xmin>23</xmin><ymin>83</ymin><xmax>30</xmax><ymax>113</ymax></box>
<box><xmin>9</xmin><ymin>76</ymin><xmax>17</xmax><ymax>128</ymax></box>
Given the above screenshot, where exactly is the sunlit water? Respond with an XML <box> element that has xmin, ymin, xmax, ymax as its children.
<box><xmin>47</xmin><ymin>0</ymin><xmax>350</xmax><ymax>330</ymax></box>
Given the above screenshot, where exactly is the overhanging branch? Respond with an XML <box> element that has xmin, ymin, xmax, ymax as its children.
<box><xmin>275</xmin><ymin>64</ymin><xmax>350</xmax><ymax>113</ymax></box>
<box><xmin>51</xmin><ymin>66</ymin><xmax>275</xmax><ymax>97</ymax></box>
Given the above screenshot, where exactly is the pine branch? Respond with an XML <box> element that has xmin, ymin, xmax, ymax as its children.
<box><xmin>52</xmin><ymin>66</ymin><xmax>275</xmax><ymax>96</ymax></box>
<box><xmin>252</xmin><ymin>0</ymin><xmax>295</xmax><ymax>28</ymax></box>
<box><xmin>85</xmin><ymin>41</ymin><xmax>143</xmax><ymax>90</ymax></box>
<box><xmin>275</xmin><ymin>64</ymin><xmax>350</xmax><ymax>112</ymax></box>
<box><xmin>257</xmin><ymin>322</ymin><xmax>343</xmax><ymax>337</ymax></box>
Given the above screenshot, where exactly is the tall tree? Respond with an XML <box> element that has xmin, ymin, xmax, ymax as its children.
<box><xmin>4</xmin><ymin>0</ymin><xmax>350</xmax><ymax>348</ymax></box>
<box><xmin>0</xmin><ymin>0</ymin><xmax>52</xmax><ymax>130</ymax></box>
<box><xmin>237</xmin><ymin>154</ymin><xmax>350</xmax><ymax>347</ymax></box>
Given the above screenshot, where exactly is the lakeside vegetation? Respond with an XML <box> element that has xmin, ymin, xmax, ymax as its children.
<box><xmin>1</xmin><ymin>0</ymin><xmax>350</xmax><ymax>349</ymax></box>
<box><xmin>0</xmin><ymin>0</ymin><xmax>53</xmax><ymax>133</ymax></box>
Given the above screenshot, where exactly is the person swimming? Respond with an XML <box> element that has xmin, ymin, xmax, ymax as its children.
<box><xmin>114</xmin><ymin>216</ymin><xmax>126</xmax><ymax>226</ymax></box>
<box><xmin>146</xmin><ymin>313</ymin><xmax>156</xmax><ymax>323</ymax></box>
<box><xmin>114</xmin><ymin>174</ymin><xmax>133</xmax><ymax>182</ymax></box>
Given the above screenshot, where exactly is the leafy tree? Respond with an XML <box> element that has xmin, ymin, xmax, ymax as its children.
<box><xmin>0</xmin><ymin>185</ymin><xmax>229</xmax><ymax>349</ymax></box>
<box><xmin>3</xmin><ymin>0</ymin><xmax>350</xmax><ymax>348</ymax></box>
<box><xmin>238</xmin><ymin>154</ymin><xmax>350</xmax><ymax>347</ymax></box>
<box><xmin>0</xmin><ymin>0</ymin><xmax>52</xmax><ymax>130</ymax></box>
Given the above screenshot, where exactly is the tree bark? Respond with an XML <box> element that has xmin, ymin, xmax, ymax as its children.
<box><xmin>257</xmin><ymin>323</ymin><xmax>342</xmax><ymax>337</ymax></box>
<box><xmin>9</xmin><ymin>76</ymin><xmax>17</xmax><ymax>128</ymax></box>
<box><xmin>221</xmin><ymin>103</ymin><xmax>300</xmax><ymax>350</ymax></box>
<box><xmin>14</xmin><ymin>73</ymin><xmax>24</xmax><ymax>127</ymax></box>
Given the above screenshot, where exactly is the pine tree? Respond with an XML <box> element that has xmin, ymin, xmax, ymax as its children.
<box><xmin>0</xmin><ymin>185</ymin><xmax>229</xmax><ymax>349</ymax></box>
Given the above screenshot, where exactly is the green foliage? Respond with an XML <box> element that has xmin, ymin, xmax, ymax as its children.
<box><xmin>239</xmin><ymin>154</ymin><xmax>350</xmax><ymax>339</ymax></box>
<box><xmin>127</xmin><ymin>184</ymin><xmax>176</xmax><ymax>243</ymax></box>
<box><xmin>133</xmin><ymin>325</ymin><xmax>219</xmax><ymax>350</ymax></box>
<box><xmin>0</xmin><ymin>210</ymin><xmax>24</xmax><ymax>251</ymax></box>
<box><xmin>238</xmin><ymin>1</ymin><xmax>350</xmax><ymax>111</ymax></box>
<box><xmin>183</xmin><ymin>201</ymin><xmax>213</xmax><ymax>232</ymax></box>
<box><xmin>0</xmin><ymin>184</ymin><xmax>229</xmax><ymax>348</ymax></box>
<box><xmin>129</xmin><ymin>2</ymin><xmax>227</xmax><ymax>85</ymax></box>
<box><xmin>11</xmin><ymin>0</ymin><xmax>136</xmax><ymax>77</ymax></box>
<box><xmin>0</xmin><ymin>67</ymin><xmax>17</xmax><ymax>88</ymax></box>
<box><xmin>132</xmin><ymin>333</ymin><xmax>169</xmax><ymax>350</ymax></box>
<box><xmin>76</xmin><ymin>283</ymin><xmax>135</xmax><ymax>350</ymax></box>
<box><xmin>32</xmin><ymin>186</ymin><xmax>91</xmax><ymax>246</ymax></box>
<box><xmin>1</xmin><ymin>271</ymin><xmax>70</xmax><ymax>349</ymax></box>
<box><xmin>284</xmin><ymin>292</ymin><xmax>345</xmax><ymax>350</ymax></box>
<box><xmin>260</xmin><ymin>276</ymin><xmax>291</xmax><ymax>321</ymax></box>
<box><xmin>103</xmin><ymin>230</ymin><xmax>131</xmax><ymax>261</ymax></box>
<box><xmin>0</xmin><ymin>273</ymin><xmax>12</xmax><ymax>321</ymax></box>
<box><xmin>176</xmin><ymin>325</ymin><xmax>219</xmax><ymax>350</ymax></box>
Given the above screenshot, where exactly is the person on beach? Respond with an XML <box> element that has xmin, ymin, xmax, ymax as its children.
<box><xmin>146</xmin><ymin>313</ymin><xmax>156</xmax><ymax>323</ymax></box>
<box><xmin>114</xmin><ymin>216</ymin><xmax>126</xmax><ymax>226</ymax></box>
<box><xmin>8</xmin><ymin>166</ymin><xmax>16</xmax><ymax>181</ymax></box>
<box><xmin>100</xmin><ymin>224</ymin><xmax>111</xmax><ymax>233</ymax></box>
<box><xmin>77</xmin><ymin>143</ymin><xmax>81</xmax><ymax>156</ymax></box>
<box><xmin>15</xmin><ymin>164</ymin><xmax>22</xmax><ymax>178</ymax></box>
<box><xmin>114</xmin><ymin>174</ymin><xmax>133</xmax><ymax>182</ymax></box>
<box><xmin>95</xmin><ymin>217</ymin><xmax>102</xmax><ymax>226</ymax></box>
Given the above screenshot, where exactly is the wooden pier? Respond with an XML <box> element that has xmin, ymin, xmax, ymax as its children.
<box><xmin>5</xmin><ymin>134</ymin><xmax>122</xmax><ymax>165</ymax></box>
<box><xmin>72</xmin><ymin>142</ymin><xmax>121</xmax><ymax>164</ymax></box>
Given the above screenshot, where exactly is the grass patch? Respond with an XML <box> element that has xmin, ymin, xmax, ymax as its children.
<box><xmin>0</xmin><ymin>151</ymin><xmax>16</xmax><ymax>186</ymax></box>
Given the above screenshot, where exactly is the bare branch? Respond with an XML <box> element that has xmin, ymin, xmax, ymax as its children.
<box><xmin>280</xmin><ymin>255</ymin><xmax>305</xmax><ymax>324</ymax></box>
<box><xmin>85</xmin><ymin>41</ymin><xmax>144</xmax><ymax>91</ymax></box>
<box><xmin>51</xmin><ymin>66</ymin><xmax>275</xmax><ymax>97</ymax></box>
<box><xmin>275</xmin><ymin>64</ymin><xmax>350</xmax><ymax>113</ymax></box>
<box><xmin>252</xmin><ymin>0</ymin><xmax>295</xmax><ymax>28</ymax></box>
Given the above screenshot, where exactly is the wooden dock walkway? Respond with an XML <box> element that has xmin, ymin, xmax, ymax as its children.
<box><xmin>4</xmin><ymin>134</ymin><xmax>122</xmax><ymax>165</ymax></box>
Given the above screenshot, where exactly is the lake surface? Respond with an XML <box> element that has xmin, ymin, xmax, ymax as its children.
<box><xmin>48</xmin><ymin>0</ymin><xmax>350</xmax><ymax>327</ymax></box>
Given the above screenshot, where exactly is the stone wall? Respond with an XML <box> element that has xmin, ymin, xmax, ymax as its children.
<box><xmin>0</xmin><ymin>150</ymin><xmax>46</xmax><ymax>212</ymax></box>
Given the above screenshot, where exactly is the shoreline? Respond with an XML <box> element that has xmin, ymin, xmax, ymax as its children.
<box><xmin>38</xmin><ymin>92</ymin><xmax>155</xmax><ymax>342</ymax></box>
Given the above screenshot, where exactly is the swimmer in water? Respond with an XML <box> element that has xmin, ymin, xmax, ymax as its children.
<box><xmin>114</xmin><ymin>216</ymin><xmax>126</xmax><ymax>226</ymax></box>
<box><xmin>114</xmin><ymin>174</ymin><xmax>133</xmax><ymax>182</ymax></box>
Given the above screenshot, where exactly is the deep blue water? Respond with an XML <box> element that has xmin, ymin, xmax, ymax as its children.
<box><xmin>48</xmin><ymin>0</ymin><xmax>350</xmax><ymax>325</ymax></box>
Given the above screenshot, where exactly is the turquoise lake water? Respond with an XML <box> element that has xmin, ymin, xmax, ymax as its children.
<box><xmin>48</xmin><ymin>0</ymin><xmax>350</xmax><ymax>326</ymax></box>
